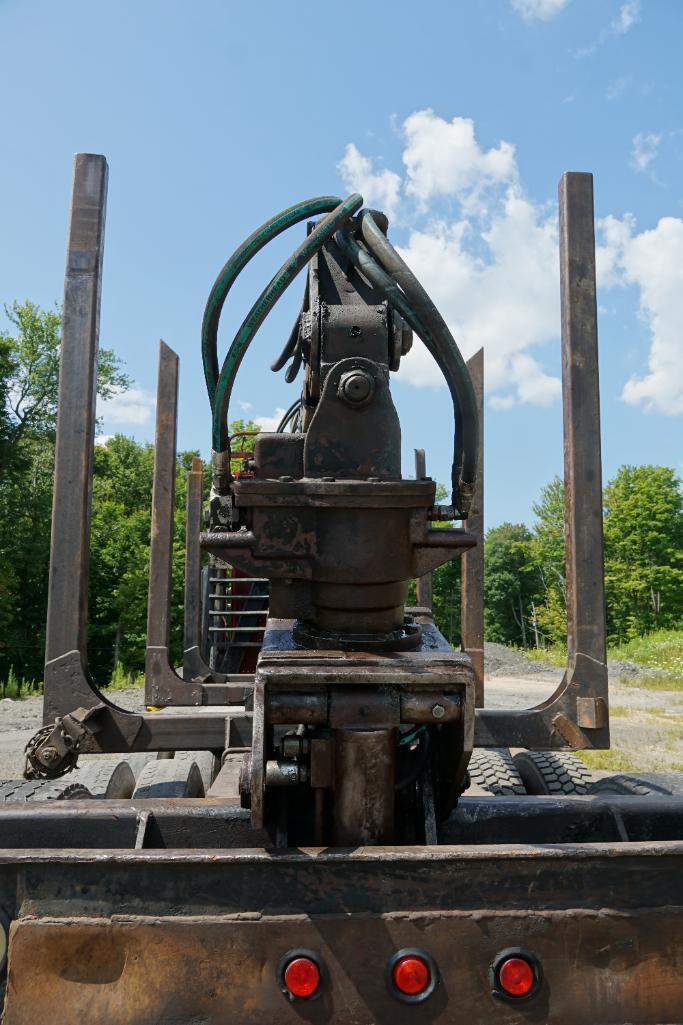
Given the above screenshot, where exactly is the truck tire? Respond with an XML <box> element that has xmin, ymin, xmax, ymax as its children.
<box><xmin>132</xmin><ymin>759</ymin><xmax>204</xmax><ymax>798</ymax></box>
<box><xmin>467</xmin><ymin>749</ymin><xmax>526</xmax><ymax>795</ymax></box>
<box><xmin>589</xmin><ymin>771</ymin><xmax>683</xmax><ymax>796</ymax></box>
<box><xmin>0</xmin><ymin>778</ymin><xmax>93</xmax><ymax>800</ymax></box>
<box><xmin>512</xmin><ymin>751</ymin><xmax>593</xmax><ymax>795</ymax></box>
<box><xmin>172</xmin><ymin>750</ymin><xmax>219</xmax><ymax>793</ymax></box>
<box><xmin>72</xmin><ymin>759</ymin><xmax>136</xmax><ymax>799</ymax></box>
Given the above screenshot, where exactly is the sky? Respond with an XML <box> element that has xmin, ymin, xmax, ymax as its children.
<box><xmin>1</xmin><ymin>0</ymin><xmax>681</xmax><ymax>529</ymax></box>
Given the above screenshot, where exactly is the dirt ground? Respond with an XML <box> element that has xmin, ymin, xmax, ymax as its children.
<box><xmin>1</xmin><ymin>643</ymin><xmax>681</xmax><ymax>779</ymax></box>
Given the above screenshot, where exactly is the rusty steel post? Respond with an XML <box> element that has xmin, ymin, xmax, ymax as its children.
<box><xmin>559</xmin><ymin>173</ymin><xmax>608</xmax><ymax>671</ymax></box>
<box><xmin>474</xmin><ymin>173</ymin><xmax>609</xmax><ymax>750</ymax></box>
<box><xmin>45</xmin><ymin>154</ymin><xmax>108</xmax><ymax>669</ymax></box>
<box><xmin>414</xmin><ymin>449</ymin><xmax>433</xmax><ymax>610</ymax></box>
<box><xmin>145</xmin><ymin>341</ymin><xmax>202</xmax><ymax>706</ymax></box>
<box><xmin>461</xmin><ymin>348</ymin><xmax>484</xmax><ymax>706</ymax></box>
<box><xmin>182</xmin><ymin>457</ymin><xmax>208</xmax><ymax>680</ymax></box>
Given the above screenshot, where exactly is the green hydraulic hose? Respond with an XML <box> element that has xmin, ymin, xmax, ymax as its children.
<box><xmin>336</xmin><ymin>218</ymin><xmax>478</xmax><ymax>517</ymax></box>
<box><xmin>211</xmin><ymin>192</ymin><xmax>363</xmax><ymax>453</ymax></box>
<box><xmin>201</xmin><ymin>196</ymin><xmax>346</xmax><ymax>410</ymax></box>
<box><xmin>359</xmin><ymin>210</ymin><xmax>479</xmax><ymax>513</ymax></box>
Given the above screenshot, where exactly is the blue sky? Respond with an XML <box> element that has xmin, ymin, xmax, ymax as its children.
<box><xmin>1</xmin><ymin>0</ymin><xmax>681</xmax><ymax>528</ymax></box>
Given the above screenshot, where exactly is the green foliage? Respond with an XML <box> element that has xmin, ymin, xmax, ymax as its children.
<box><xmin>484</xmin><ymin>522</ymin><xmax>542</xmax><ymax>648</ymax></box>
<box><xmin>0</xmin><ymin>300</ymin><xmax>129</xmax><ymax>463</ymax></box>
<box><xmin>0</xmin><ymin>301</ymin><xmax>131</xmax><ymax>682</ymax></box>
<box><xmin>108</xmin><ymin>663</ymin><xmax>145</xmax><ymax>690</ymax></box>
<box><xmin>604</xmin><ymin>466</ymin><xmax>683</xmax><ymax>640</ymax></box>
<box><xmin>609</xmin><ymin>629</ymin><xmax>683</xmax><ymax>675</ymax></box>
<box><xmin>0</xmin><ymin>667</ymin><xmax>41</xmax><ymax>700</ymax></box>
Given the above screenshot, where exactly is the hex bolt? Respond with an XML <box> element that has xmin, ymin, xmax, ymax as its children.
<box><xmin>338</xmin><ymin>370</ymin><xmax>375</xmax><ymax>406</ymax></box>
<box><xmin>40</xmin><ymin>747</ymin><xmax>60</xmax><ymax>765</ymax></box>
<box><xmin>431</xmin><ymin>704</ymin><xmax>446</xmax><ymax>720</ymax></box>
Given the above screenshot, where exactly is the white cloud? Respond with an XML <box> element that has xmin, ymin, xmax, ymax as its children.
<box><xmin>599</xmin><ymin>213</ymin><xmax>683</xmax><ymax>415</ymax></box>
<box><xmin>630</xmin><ymin>132</ymin><xmax>660</xmax><ymax>173</ymax></box>
<box><xmin>612</xmin><ymin>0</ymin><xmax>640</xmax><ymax>34</ymax></box>
<box><xmin>338</xmin><ymin>109</ymin><xmax>683</xmax><ymax>419</ymax></box>
<box><xmin>402</xmin><ymin>111</ymin><xmax>516</xmax><ymax>208</ymax></box>
<box><xmin>97</xmin><ymin>386</ymin><xmax>155</xmax><ymax>426</ymax></box>
<box><xmin>575</xmin><ymin>0</ymin><xmax>641</xmax><ymax>58</ymax></box>
<box><xmin>339</xmin><ymin>111</ymin><xmax>560</xmax><ymax>409</ymax></box>
<box><xmin>237</xmin><ymin>399</ymin><xmax>253</xmax><ymax>413</ymax></box>
<box><xmin>606</xmin><ymin>76</ymin><xmax>629</xmax><ymax>100</ymax></box>
<box><xmin>338</xmin><ymin>144</ymin><xmax>401</xmax><ymax>221</ymax></box>
<box><xmin>95</xmin><ymin>434</ymin><xmax>114</xmax><ymax>447</ymax></box>
<box><xmin>511</xmin><ymin>0</ymin><xmax>571</xmax><ymax>21</ymax></box>
<box><xmin>253</xmin><ymin>407</ymin><xmax>288</xmax><ymax>432</ymax></box>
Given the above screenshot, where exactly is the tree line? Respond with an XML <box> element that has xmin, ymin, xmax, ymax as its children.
<box><xmin>1</xmin><ymin>302</ymin><xmax>681</xmax><ymax>685</ymax></box>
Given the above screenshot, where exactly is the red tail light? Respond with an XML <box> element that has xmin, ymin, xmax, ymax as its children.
<box><xmin>491</xmin><ymin>948</ymin><xmax>540</xmax><ymax>1001</ymax></box>
<box><xmin>498</xmin><ymin>956</ymin><xmax>535</xmax><ymax>997</ymax></box>
<box><xmin>281</xmin><ymin>954</ymin><xmax>321</xmax><ymax>999</ymax></box>
<box><xmin>392</xmin><ymin>955</ymin><xmax>430</xmax><ymax>995</ymax></box>
<box><xmin>387</xmin><ymin>949</ymin><xmax>438</xmax><ymax>1002</ymax></box>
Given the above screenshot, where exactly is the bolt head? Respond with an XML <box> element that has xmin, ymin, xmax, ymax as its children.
<box><xmin>431</xmin><ymin>704</ymin><xmax>446</xmax><ymax>720</ymax></box>
<box><xmin>40</xmin><ymin>747</ymin><xmax>60</xmax><ymax>765</ymax></box>
<box><xmin>338</xmin><ymin>370</ymin><xmax>374</xmax><ymax>406</ymax></box>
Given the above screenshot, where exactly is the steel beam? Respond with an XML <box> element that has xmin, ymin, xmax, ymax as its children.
<box><xmin>559</xmin><ymin>172</ymin><xmax>608</xmax><ymax>670</ymax></box>
<box><xmin>474</xmin><ymin>172</ymin><xmax>609</xmax><ymax>750</ymax></box>
<box><xmin>460</xmin><ymin>348</ymin><xmax>484</xmax><ymax>705</ymax></box>
<box><xmin>45</xmin><ymin>154</ymin><xmax>107</xmax><ymax>670</ymax></box>
<box><xmin>414</xmin><ymin>449</ymin><xmax>433</xmax><ymax>610</ymax></box>
<box><xmin>182</xmin><ymin>460</ymin><xmax>235</xmax><ymax>687</ymax></box>
<box><xmin>40</xmin><ymin>155</ymin><xmax>236</xmax><ymax>751</ymax></box>
<box><xmin>144</xmin><ymin>342</ymin><xmax>202</xmax><ymax>705</ymax></box>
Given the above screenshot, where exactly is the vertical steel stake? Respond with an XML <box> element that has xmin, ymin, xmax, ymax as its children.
<box><xmin>45</xmin><ymin>154</ymin><xmax>108</xmax><ymax>672</ymax></box>
<box><xmin>461</xmin><ymin>348</ymin><xmax>484</xmax><ymax>706</ymax></box>
<box><xmin>145</xmin><ymin>342</ymin><xmax>202</xmax><ymax>705</ymax></box>
<box><xmin>414</xmin><ymin>449</ymin><xmax>433</xmax><ymax>611</ymax></box>
<box><xmin>559</xmin><ymin>173</ymin><xmax>608</xmax><ymax>670</ymax></box>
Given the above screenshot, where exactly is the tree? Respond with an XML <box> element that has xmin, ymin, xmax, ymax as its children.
<box><xmin>0</xmin><ymin>300</ymin><xmax>129</xmax><ymax>468</ymax></box>
<box><xmin>528</xmin><ymin>476</ymin><xmax>567</xmax><ymax>647</ymax></box>
<box><xmin>604</xmin><ymin>465</ymin><xmax>683</xmax><ymax>640</ymax></box>
<box><xmin>0</xmin><ymin>301</ymin><xmax>130</xmax><ymax>681</ymax></box>
<box><xmin>484</xmin><ymin>523</ymin><xmax>542</xmax><ymax>648</ymax></box>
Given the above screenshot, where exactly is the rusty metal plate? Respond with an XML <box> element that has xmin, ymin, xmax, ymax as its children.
<box><xmin>4</xmin><ymin>907</ymin><xmax>683</xmax><ymax>1025</ymax></box>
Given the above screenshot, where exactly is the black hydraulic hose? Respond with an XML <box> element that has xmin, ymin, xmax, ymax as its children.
<box><xmin>270</xmin><ymin>309</ymin><xmax>302</xmax><ymax>373</ymax></box>
<box><xmin>276</xmin><ymin>398</ymin><xmax>302</xmax><ymax>433</ymax></box>
<box><xmin>360</xmin><ymin>211</ymin><xmax>479</xmax><ymax>517</ymax></box>
<box><xmin>336</xmin><ymin>223</ymin><xmax>477</xmax><ymax>516</ymax></box>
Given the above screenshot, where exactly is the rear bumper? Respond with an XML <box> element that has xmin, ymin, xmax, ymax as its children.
<box><xmin>1</xmin><ymin>798</ymin><xmax>682</xmax><ymax>1024</ymax></box>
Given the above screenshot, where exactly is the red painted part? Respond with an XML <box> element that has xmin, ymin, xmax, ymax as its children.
<box><xmin>283</xmin><ymin>957</ymin><xmax>321</xmax><ymax>998</ymax></box>
<box><xmin>498</xmin><ymin>957</ymin><xmax>535</xmax><ymax>997</ymax></box>
<box><xmin>392</xmin><ymin>955</ymin><xmax>430</xmax><ymax>996</ymax></box>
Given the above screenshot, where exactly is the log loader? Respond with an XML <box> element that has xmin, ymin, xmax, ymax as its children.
<box><xmin>0</xmin><ymin>154</ymin><xmax>682</xmax><ymax>1024</ymax></box>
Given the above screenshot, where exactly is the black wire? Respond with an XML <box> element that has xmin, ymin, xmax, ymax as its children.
<box><xmin>395</xmin><ymin>730</ymin><xmax>432</xmax><ymax>792</ymax></box>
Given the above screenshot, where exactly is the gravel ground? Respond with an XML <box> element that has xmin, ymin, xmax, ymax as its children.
<box><xmin>1</xmin><ymin>644</ymin><xmax>680</xmax><ymax>779</ymax></box>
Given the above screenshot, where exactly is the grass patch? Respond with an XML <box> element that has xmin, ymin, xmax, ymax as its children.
<box><xmin>513</xmin><ymin>646</ymin><xmax>567</xmax><ymax>668</ymax></box>
<box><xmin>0</xmin><ymin>662</ymin><xmax>144</xmax><ymax>699</ymax></box>
<box><xmin>0</xmin><ymin>668</ymin><xmax>42</xmax><ymax>700</ymax></box>
<box><xmin>106</xmin><ymin>663</ymin><xmax>145</xmax><ymax>690</ymax></box>
<box><xmin>607</xmin><ymin>704</ymin><xmax>632</xmax><ymax>718</ymax></box>
<box><xmin>618</xmin><ymin>673</ymin><xmax>683</xmax><ymax>692</ymax></box>
<box><xmin>609</xmin><ymin>630</ymin><xmax>683</xmax><ymax>674</ymax></box>
<box><xmin>576</xmin><ymin>749</ymin><xmax>638</xmax><ymax>772</ymax></box>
